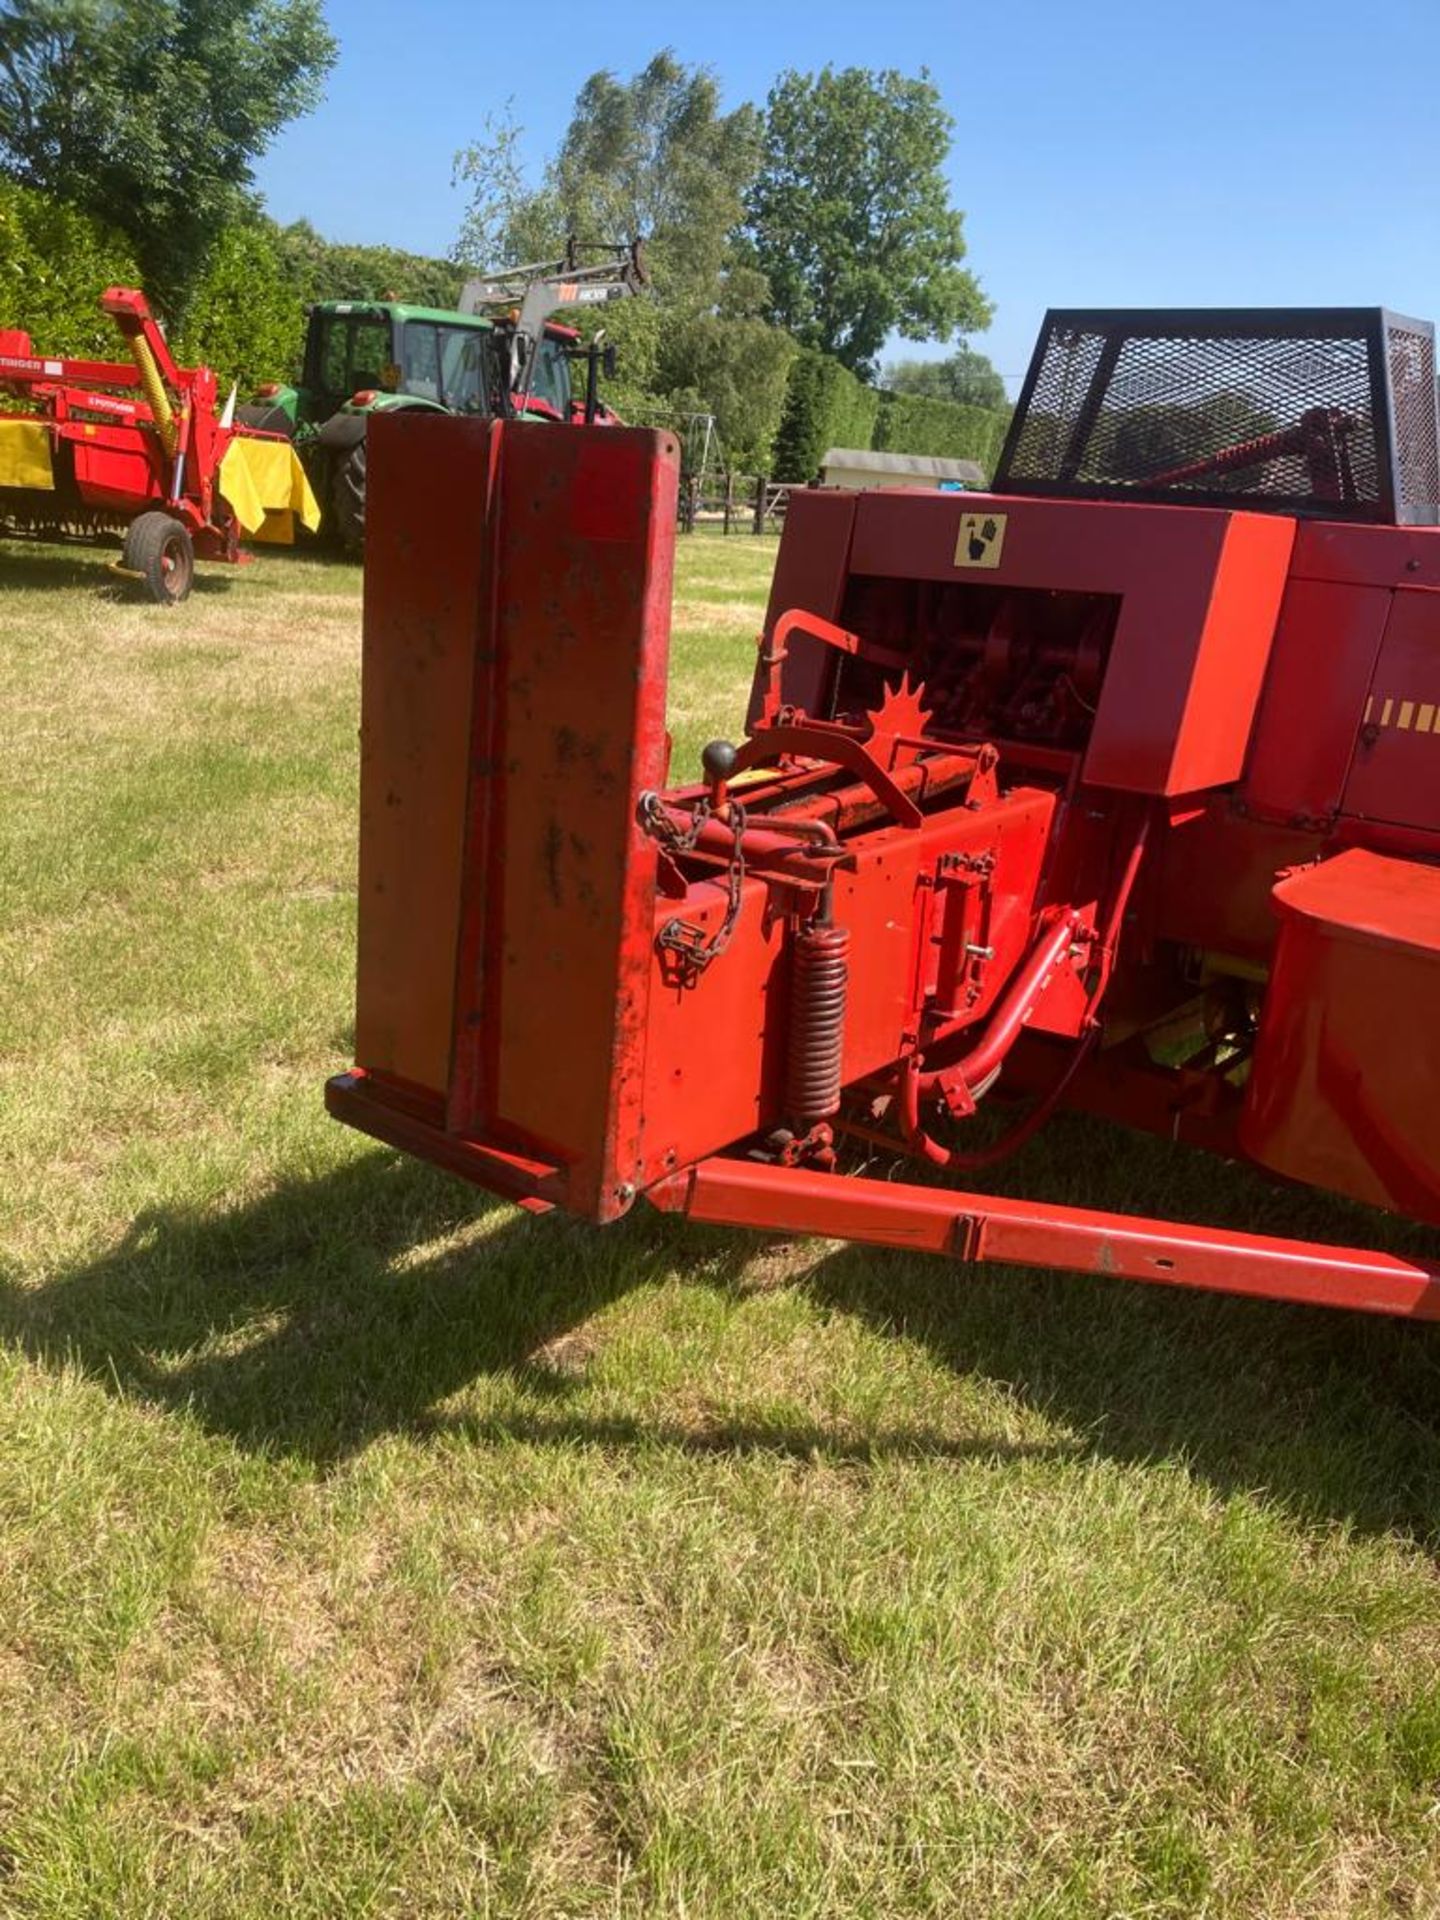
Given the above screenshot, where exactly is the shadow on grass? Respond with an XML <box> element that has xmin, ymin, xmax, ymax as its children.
<box><xmin>4</xmin><ymin>1121</ymin><xmax>1440</xmax><ymax>1539</ymax></box>
<box><xmin>801</xmin><ymin>1111</ymin><xmax>1440</xmax><ymax>1543</ymax></box>
<box><xmin>0</xmin><ymin>543</ymin><xmax>232</xmax><ymax>597</ymax></box>
<box><xmin>0</xmin><ymin>1146</ymin><xmax>1056</xmax><ymax>1476</ymax></box>
<box><xmin>0</xmin><ymin>1149</ymin><xmax>675</xmax><ymax>1467</ymax></box>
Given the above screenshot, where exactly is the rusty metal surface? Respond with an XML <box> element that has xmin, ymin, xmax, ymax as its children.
<box><xmin>333</xmin><ymin>341</ymin><xmax>1440</xmax><ymax>1321</ymax></box>
<box><xmin>349</xmin><ymin>417</ymin><xmax>680</xmax><ymax>1222</ymax></box>
<box><xmin>355</xmin><ymin>414</ymin><xmax>498</xmax><ymax>1092</ymax></box>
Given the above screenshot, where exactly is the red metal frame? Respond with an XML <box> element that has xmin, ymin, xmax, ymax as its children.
<box><xmin>650</xmin><ymin>1157</ymin><xmax>1440</xmax><ymax>1320</ymax></box>
<box><xmin>329</xmin><ymin>389</ymin><xmax>1440</xmax><ymax>1323</ymax></box>
<box><xmin>1</xmin><ymin>286</ymin><xmax>285</xmax><ymax>559</ymax></box>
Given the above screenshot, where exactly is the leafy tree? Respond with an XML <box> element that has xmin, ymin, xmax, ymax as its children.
<box><xmin>656</xmin><ymin>312</ymin><xmax>795</xmax><ymax>471</ymax></box>
<box><xmin>745</xmin><ymin>66</ymin><xmax>990</xmax><ymax>377</ymax></box>
<box><xmin>456</xmin><ymin>51</ymin><xmax>760</xmax><ymax>306</ymax></box>
<box><xmin>884</xmin><ymin>344</ymin><xmax>1006</xmax><ymax>411</ymax></box>
<box><xmin>275</xmin><ymin>219</ymin><xmax>466</xmax><ymax>310</ymax></box>
<box><xmin>0</xmin><ymin>0</ymin><xmax>335</xmax><ymax>318</ymax></box>
<box><xmin>452</xmin><ymin>103</ymin><xmax>528</xmax><ymax>271</ymax></box>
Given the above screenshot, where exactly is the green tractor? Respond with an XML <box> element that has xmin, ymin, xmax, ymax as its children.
<box><xmin>244</xmin><ymin>242</ymin><xmax>646</xmax><ymax>553</ymax></box>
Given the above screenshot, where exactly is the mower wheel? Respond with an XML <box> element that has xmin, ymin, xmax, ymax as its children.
<box><xmin>122</xmin><ymin>512</ymin><xmax>195</xmax><ymax>605</ymax></box>
<box><xmin>331</xmin><ymin>437</ymin><xmax>368</xmax><ymax>556</ymax></box>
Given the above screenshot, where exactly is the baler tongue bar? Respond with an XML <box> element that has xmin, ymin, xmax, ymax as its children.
<box><xmin>650</xmin><ymin>1160</ymin><xmax>1440</xmax><ymax>1322</ymax></box>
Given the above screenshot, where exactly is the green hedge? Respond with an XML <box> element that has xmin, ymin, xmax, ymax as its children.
<box><xmin>872</xmin><ymin>390</ymin><xmax>1012</xmax><ymax>473</ymax></box>
<box><xmin>771</xmin><ymin>348</ymin><xmax>880</xmax><ymax>482</ymax></box>
<box><xmin>771</xmin><ymin>344</ymin><xmax>1011</xmax><ymax>482</ymax></box>
<box><xmin>174</xmin><ymin>223</ymin><xmax>308</xmax><ymax>393</ymax></box>
<box><xmin>0</xmin><ymin>183</ymin><xmax>303</xmax><ymax>386</ymax></box>
<box><xmin>0</xmin><ymin>181</ymin><xmax>142</xmax><ymax>358</ymax></box>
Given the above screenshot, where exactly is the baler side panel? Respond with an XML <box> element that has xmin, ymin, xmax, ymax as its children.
<box><xmin>1342</xmin><ymin>589</ymin><xmax>1440</xmax><ymax>831</ymax></box>
<box><xmin>1243</xmin><ymin>577</ymin><xmax>1392</xmax><ymax>825</ymax></box>
<box><xmin>355</xmin><ymin>414</ymin><xmax>495</xmax><ymax>1092</ymax></box>
<box><xmin>1293</xmin><ymin>521</ymin><xmax>1440</xmax><ymax>589</ymax></box>
<box><xmin>480</xmin><ymin>429</ymin><xmax>679</xmax><ymax>1216</ymax></box>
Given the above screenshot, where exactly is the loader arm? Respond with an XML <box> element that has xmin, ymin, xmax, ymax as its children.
<box><xmin>458</xmin><ymin>238</ymin><xmax>647</xmax><ymax>405</ymax></box>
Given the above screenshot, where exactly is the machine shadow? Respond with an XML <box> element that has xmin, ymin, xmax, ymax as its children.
<box><xmin>0</xmin><ymin>1150</ymin><xmax>729</xmax><ymax>1469</ymax></box>
<box><xmin>1</xmin><ymin>546</ymin><xmax>118</xmax><ymax>591</ymax></box>
<box><xmin>0</xmin><ymin>546</ymin><xmax>231</xmax><ymax>596</ymax></box>
<box><xmin>801</xmin><ymin>1111</ymin><xmax>1440</xmax><ymax>1546</ymax></box>
<box><xmin>6</xmin><ymin>1130</ymin><xmax>1438</xmax><ymax>1538</ymax></box>
<box><xmin>0</xmin><ymin>1148</ymin><xmax>1062</xmax><ymax>1476</ymax></box>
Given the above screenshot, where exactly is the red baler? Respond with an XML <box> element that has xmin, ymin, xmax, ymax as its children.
<box><xmin>327</xmin><ymin>307</ymin><xmax>1440</xmax><ymax>1318</ymax></box>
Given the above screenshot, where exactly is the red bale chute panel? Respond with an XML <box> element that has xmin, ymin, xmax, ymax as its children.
<box><xmin>328</xmin><ymin>308</ymin><xmax>1440</xmax><ymax>1319</ymax></box>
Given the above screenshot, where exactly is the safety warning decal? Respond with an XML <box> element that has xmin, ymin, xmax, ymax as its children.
<box><xmin>954</xmin><ymin>511</ymin><xmax>1006</xmax><ymax>569</ymax></box>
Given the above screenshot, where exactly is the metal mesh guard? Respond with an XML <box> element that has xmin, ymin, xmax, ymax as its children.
<box><xmin>996</xmin><ymin>309</ymin><xmax>1440</xmax><ymax>525</ymax></box>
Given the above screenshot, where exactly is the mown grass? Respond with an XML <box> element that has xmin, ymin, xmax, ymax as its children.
<box><xmin>2</xmin><ymin>528</ymin><xmax>1440</xmax><ymax>1918</ymax></box>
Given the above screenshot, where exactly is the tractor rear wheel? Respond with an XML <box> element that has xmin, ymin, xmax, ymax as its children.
<box><xmin>330</xmin><ymin>437</ymin><xmax>368</xmax><ymax>556</ymax></box>
<box><xmin>122</xmin><ymin>512</ymin><xmax>195</xmax><ymax>605</ymax></box>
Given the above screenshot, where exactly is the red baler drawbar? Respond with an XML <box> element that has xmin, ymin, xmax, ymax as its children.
<box><xmin>327</xmin><ymin>308</ymin><xmax>1440</xmax><ymax>1318</ymax></box>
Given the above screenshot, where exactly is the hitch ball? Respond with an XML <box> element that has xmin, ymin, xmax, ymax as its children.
<box><xmin>701</xmin><ymin>739</ymin><xmax>738</xmax><ymax>782</ymax></box>
<box><xmin>702</xmin><ymin>739</ymin><xmax>739</xmax><ymax>813</ymax></box>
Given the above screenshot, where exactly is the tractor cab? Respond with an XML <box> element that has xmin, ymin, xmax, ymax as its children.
<box><xmin>245</xmin><ymin>256</ymin><xmax>641</xmax><ymax>553</ymax></box>
<box><xmin>492</xmin><ymin>320</ymin><xmax>610</xmax><ymax>425</ymax></box>
<box><xmin>300</xmin><ymin>302</ymin><xmax>504</xmax><ymax>420</ymax></box>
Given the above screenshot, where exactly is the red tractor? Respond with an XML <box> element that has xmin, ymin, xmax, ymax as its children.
<box><xmin>327</xmin><ymin>306</ymin><xmax>1440</xmax><ymax>1320</ymax></box>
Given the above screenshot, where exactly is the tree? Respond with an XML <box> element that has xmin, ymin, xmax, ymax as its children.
<box><xmin>452</xmin><ymin>103</ymin><xmax>528</xmax><ymax>270</ymax></box>
<box><xmin>745</xmin><ymin>66</ymin><xmax>990</xmax><ymax>378</ymax></box>
<box><xmin>656</xmin><ymin>312</ymin><xmax>796</xmax><ymax>471</ymax></box>
<box><xmin>275</xmin><ymin>219</ymin><xmax>466</xmax><ymax>310</ymax></box>
<box><xmin>0</xmin><ymin>0</ymin><xmax>335</xmax><ymax>318</ymax></box>
<box><xmin>884</xmin><ymin>344</ymin><xmax>1006</xmax><ymax>411</ymax></box>
<box><xmin>456</xmin><ymin>51</ymin><xmax>760</xmax><ymax>307</ymax></box>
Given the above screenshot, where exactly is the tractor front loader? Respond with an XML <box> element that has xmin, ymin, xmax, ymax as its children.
<box><xmin>459</xmin><ymin>236</ymin><xmax>648</xmax><ymax>420</ymax></box>
<box><xmin>245</xmin><ymin>240</ymin><xmax>646</xmax><ymax>555</ymax></box>
<box><xmin>327</xmin><ymin>307</ymin><xmax>1440</xmax><ymax>1321</ymax></box>
<box><xmin>0</xmin><ymin>287</ymin><xmax>318</xmax><ymax>603</ymax></box>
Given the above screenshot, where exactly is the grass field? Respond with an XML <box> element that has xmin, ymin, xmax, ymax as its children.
<box><xmin>2</xmin><ymin>529</ymin><xmax>1440</xmax><ymax>1918</ymax></box>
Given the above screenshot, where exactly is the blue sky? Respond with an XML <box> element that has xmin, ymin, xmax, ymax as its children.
<box><xmin>254</xmin><ymin>0</ymin><xmax>1440</xmax><ymax>394</ymax></box>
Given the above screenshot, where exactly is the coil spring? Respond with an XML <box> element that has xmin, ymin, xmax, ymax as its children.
<box><xmin>785</xmin><ymin>920</ymin><xmax>850</xmax><ymax>1126</ymax></box>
